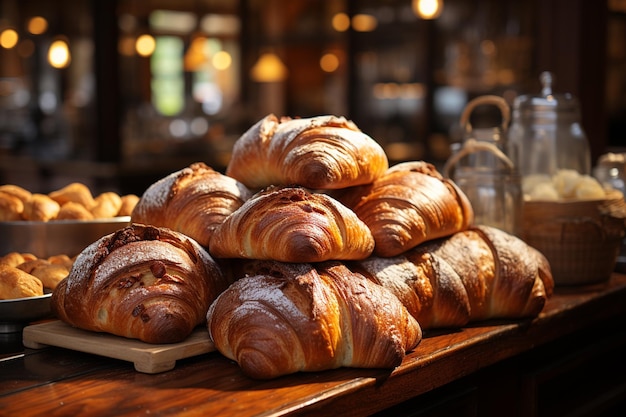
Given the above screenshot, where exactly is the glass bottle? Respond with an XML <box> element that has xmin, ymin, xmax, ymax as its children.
<box><xmin>444</xmin><ymin>95</ymin><xmax>522</xmax><ymax>236</ymax></box>
<box><xmin>508</xmin><ymin>71</ymin><xmax>591</xmax><ymax>178</ymax></box>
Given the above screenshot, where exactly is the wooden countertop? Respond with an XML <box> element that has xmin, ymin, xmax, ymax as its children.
<box><xmin>1</xmin><ymin>273</ymin><xmax>626</xmax><ymax>417</ymax></box>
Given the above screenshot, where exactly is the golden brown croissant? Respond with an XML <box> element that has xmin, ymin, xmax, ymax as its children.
<box><xmin>336</xmin><ymin>160</ymin><xmax>474</xmax><ymax>257</ymax></box>
<box><xmin>207</xmin><ymin>260</ymin><xmax>422</xmax><ymax>379</ymax></box>
<box><xmin>131</xmin><ymin>162</ymin><xmax>253</xmax><ymax>248</ymax></box>
<box><xmin>51</xmin><ymin>224</ymin><xmax>230</xmax><ymax>343</ymax></box>
<box><xmin>350</xmin><ymin>225</ymin><xmax>554</xmax><ymax>330</ymax></box>
<box><xmin>208</xmin><ymin>185</ymin><xmax>375</xmax><ymax>262</ymax></box>
<box><xmin>225</xmin><ymin>114</ymin><xmax>389</xmax><ymax>190</ymax></box>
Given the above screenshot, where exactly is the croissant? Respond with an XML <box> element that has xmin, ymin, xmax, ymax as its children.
<box><xmin>208</xmin><ymin>185</ymin><xmax>375</xmax><ymax>262</ymax></box>
<box><xmin>207</xmin><ymin>260</ymin><xmax>422</xmax><ymax>379</ymax></box>
<box><xmin>350</xmin><ymin>225</ymin><xmax>554</xmax><ymax>330</ymax></box>
<box><xmin>51</xmin><ymin>224</ymin><xmax>230</xmax><ymax>343</ymax></box>
<box><xmin>131</xmin><ymin>162</ymin><xmax>253</xmax><ymax>248</ymax></box>
<box><xmin>336</xmin><ymin>160</ymin><xmax>474</xmax><ymax>257</ymax></box>
<box><xmin>225</xmin><ymin>114</ymin><xmax>389</xmax><ymax>190</ymax></box>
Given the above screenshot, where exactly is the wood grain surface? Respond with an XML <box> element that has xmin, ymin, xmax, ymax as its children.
<box><xmin>1</xmin><ymin>274</ymin><xmax>625</xmax><ymax>417</ymax></box>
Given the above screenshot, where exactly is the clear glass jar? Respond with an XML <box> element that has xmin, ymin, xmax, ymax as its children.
<box><xmin>508</xmin><ymin>72</ymin><xmax>591</xmax><ymax>177</ymax></box>
<box><xmin>593</xmin><ymin>152</ymin><xmax>626</xmax><ymax>194</ymax></box>
<box><xmin>445</xmin><ymin>95</ymin><xmax>522</xmax><ymax>236</ymax></box>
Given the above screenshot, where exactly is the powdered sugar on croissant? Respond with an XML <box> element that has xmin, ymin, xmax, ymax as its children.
<box><xmin>225</xmin><ymin>114</ymin><xmax>389</xmax><ymax>190</ymax></box>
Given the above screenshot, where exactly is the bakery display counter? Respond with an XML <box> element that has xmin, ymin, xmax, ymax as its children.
<box><xmin>1</xmin><ymin>273</ymin><xmax>626</xmax><ymax>417</ymax></box>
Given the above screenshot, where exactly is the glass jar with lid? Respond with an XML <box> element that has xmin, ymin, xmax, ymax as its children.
<box><xmin>444</xmin><ymin>95</ymin><xmax>522</xmax><ymax>236</ymax></box>
<box><xmin>508</xmin><ymin>71</ymin><xmax>591</xmax><ymax>178</ymax></box>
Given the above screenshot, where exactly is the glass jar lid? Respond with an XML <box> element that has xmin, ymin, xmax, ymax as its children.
<box><xmin>513</xmin><ymin>71</ymin><xmax>581</xmax><ymax>116</ymax></box>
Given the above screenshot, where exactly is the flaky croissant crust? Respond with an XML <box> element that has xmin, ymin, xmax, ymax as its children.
<box><xmin>131</xmin><ymin>162</ymin><xmax>253</xmax><ymax>248</ymax></box>
<box><xmin>225</xmin><ymin>114</ymin><xmax>389</xmax><ymax>190</ymax></box>
<box><xmin>338</xmin><ymin>161</ymin><xmax>474</xmax><ymax>257</ymax></box>
<box><xmin>351</xmin><ymin>225</ymin><xmax>554</xmax><ymax>330</ymax></box>
<box><xmin>207</xmin><ymin>260</ymin><xmax>421</xmax><ymax>379</ymax></box>
<box><xmin>209</xmin><ymin>186</ymin><xmax>375</xmax><ymax>263</ymax></box>
<box><xmin>51</xmin><ymin>224</ymin><xmax>228</xmax><ymax>343</ymax></box>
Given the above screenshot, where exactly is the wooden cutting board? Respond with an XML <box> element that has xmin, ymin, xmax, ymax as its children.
<box><xmin>22</xmin><ymin>320</ymin><xmax>215</xmax><ymax>374</ymax></box>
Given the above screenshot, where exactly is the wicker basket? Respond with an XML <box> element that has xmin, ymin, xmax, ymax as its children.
<box><xmin>522</xmin><ymin>190</ymin><xmax>626</xmax><ymax>286</ymax></box>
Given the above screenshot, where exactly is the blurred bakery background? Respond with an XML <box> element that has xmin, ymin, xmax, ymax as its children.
<box><xmin>0</xmin><ymin>0</ymin><xmax>624</xmax><ymax>196</ymax></box>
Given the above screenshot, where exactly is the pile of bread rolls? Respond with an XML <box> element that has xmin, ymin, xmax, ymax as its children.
<box><xmin>0</xmin><ymin>183</ymin><xmax>139</xmax><ymax>222</ymax></box>
<box><xmin>0</xmin><ymin>252</ymin><xmax>74</xmax><ymax>299</ymax></box>
<box><xmin>0</xmin><ymin>183</ymin><xmax>140</xmax><ymax>301</ymax></box>
<box><xmin>523</xmin><ymin>169</ymin><xmax>608</xmax><ymax>201</ymax></box>
<box><xmin>50</xmin><ymin>114</ymin><xmax>554</xmax><ymax>380</ymax></box>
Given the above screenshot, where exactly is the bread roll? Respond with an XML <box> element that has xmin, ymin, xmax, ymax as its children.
<box><xmin>0</xmin><ymin>184</ymin><xmax>32</xmax><ymax>203</ymax></box>
<box><xmin>0</xmin><ymin>252</ymin><xmax>37</xmax><ymax>268</ymax></box>
<box><xmin>48</xmin><ymin>182</ymin><xmax>96</xmax><ymax>209</ymax></box>
<box><xmin>57</xmin><ymin>201</ymin><xmax>95</xmax><ymax>220</ymax></box>
<box><xmin>0</xmin><ymin>265</ymin><xmax>44</xmax><ymax>299</ymax></box>
<box><xmin>0</xmin><ymin>191</ymin><xmax>24</xmax><ymax>221</ymax></box>
<box><xmin>117</xmin><ymin>194</ymin><xmax>140</xmax><ymax>216</ymax></box>
<box><xmin>90</xmin><ymin>192</ymin><xmax>123</xmax><ymax>218</ymax></box>
<box><xmin>17</xmin><ymin>259</ymin><xmax>69</xmax><ymax>290</ymax></box>
<box><xmin>22</xmin><ymin>194</ymin><xmax>60</xmax><ymax>221</ymax></box>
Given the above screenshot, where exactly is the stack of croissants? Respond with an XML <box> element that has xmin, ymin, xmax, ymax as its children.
<box><xmin>50</xmin><ymin>114</ymin><xmax>554</xmax><ymax>380</ymax></box>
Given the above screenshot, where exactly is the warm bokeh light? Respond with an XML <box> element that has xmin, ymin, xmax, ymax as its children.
<box><xmin>48</xmin><ymin>39</ymin><xmax>71</xmax><ymax>68</ymax></box>
<box><xmin>184</xmin><ymin>36</ymin><xmax>208</xmax><ymax>71</ymax></box>
<box><xmin>352</xmin><ymin>14</ymin><xmax>377</xmax><ymax>32</ymax></box>
<box><xmin>0</xmin><ymin>29</ymin><xmax>19</xmax><ymax>49</ymax></box>
<box><xmin>332</xmin><ymin>13</ymin><xmax>350</xmax><ymax>32</ymax></box>
<box><xmin>412</xmin><ymin>0</ymin><xmax>444</xmax><ymax>19</ymax></box>
<box><xmin>27</xmin><ymin>16</ymin><xmax>48</xmax><ymax>35</ymax></box>
<box><xmin>373</xmin><ymin>82</ymin><xmax>426</xmax><ymax>99</ymax></box>
<box><xmin>250</xmin><ymin>52</ymin><xmax>288</xmax><ymax>82</ymax></box>
<box><xmin>212</xmin><ymin>50</ymin><xmax>232</xmax><ymax>70</ymax></box>
<box><xmin>136</xmin><ymin>34</ymin><xmax>156</xmax><ymax>57</ymax></box>
<box><xmin>320</xmin><ymin>53</ymin><xmax>339</xmax><ymax>73</ymax></box>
